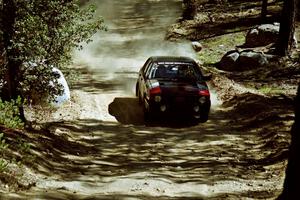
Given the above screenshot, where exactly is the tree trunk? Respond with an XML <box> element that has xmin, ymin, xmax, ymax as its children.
<box><xmin>296</xmin><ymin>1</ymin><xmax>300</xmax><ymax>21</ymax></box>
<box><xmin>261</xmin><ymin>0</ymin><xmax>268</xmax><ymax>23</ymax></box>
<box><xmin>2</xmin><ymin>0</ymin><xmax>17</xmax><ymax>99</ymax></box>
<box><xmin>277</xmin><ymin>84</ymin><xmax>300</xmax><ymax>200</ymax></box>
<box><xmin>276</xmin><ymin>0</ymin><xmax>296</xmax><ymax>56</ymax></box>
<box><xmin>2</xmin><ymin>0</ymin><xmax>26</xmax><ymax>122</ymax></box>
<box><xmin>182</xmin><ymin>0</ymin><xmax>197</xmax><ymax>20</ymax></box>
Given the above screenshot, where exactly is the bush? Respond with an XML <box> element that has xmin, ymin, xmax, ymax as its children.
<box><xmin>0</xmin><ymin>97</ymin><xmax>24</xmax><ymax>129</ymax></box>
<box><xmin>0</xmin><ymin>133</ymin><xmax>9</xmax><ymax>172</ymax></box>
<box><xmin>0</xmin><ymin>0</ymin><xmax>105</xmax><ymax>106</ymax></box>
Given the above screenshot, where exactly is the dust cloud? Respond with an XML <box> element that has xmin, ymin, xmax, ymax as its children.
<box><xmin>68</xmin><ymin>0</ymin><xmax>220</xmax><ymax>122</ymax></box>
<box><xmin>73</xmin><ymin>0</ymin><xmax>195</xmax><ymax>74</ymax></box>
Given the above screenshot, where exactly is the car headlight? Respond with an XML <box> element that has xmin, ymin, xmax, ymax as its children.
<box><xmin>154</xmin><ymin>95</ymin><xmax>162</xmax><ymax>102</ymax></box>
<box><xmin>199</xmin><ymin>96</ymin><xmax>206</xmax><ymax>104</ymax></box>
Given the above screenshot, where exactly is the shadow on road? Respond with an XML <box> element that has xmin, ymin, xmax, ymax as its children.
<box><xmin>108</xmin><ymin>97</ymin><xmax>203</xmax><ymax>128</ymax></box>
<box><xmin>2</xmin><ymin>109</ymin><xmax>290</xmax><ymax>199</ymax></box>
<box><xmin>108</xmin><ymin>97</ymin><xmax>144</xmax><ymax>125</ymax></box>
<box><xmin>1</xmin><ymin>91</ymin><xmax>293</xmax><ymax>199</ymax></box>
<box><xmin>1</xmin><ymin>191</ymin><xmax>276</xmax><ymax>200</ymax></box>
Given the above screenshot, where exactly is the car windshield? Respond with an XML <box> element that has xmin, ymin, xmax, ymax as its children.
<box><xmin>149</xmin><ymin>62</ymin><xmax>202</xmax><ymax>81</ymax></box>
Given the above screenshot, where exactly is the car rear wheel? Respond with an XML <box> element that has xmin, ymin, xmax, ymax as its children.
<box><xmin>199</xmin><ymin>114</ymin><xmax>208</xmax><ymax>123</ymax></box>
<box><xmin>198</xmin><ymin>111</ymin><xmax>209</xmax><ymax>123</ymax></box>
<box><xmin>135</xmin><ymin>83</ymin><xmax>138</xmax><ymax>97</ymax></box>
<box><xmin>143</xmin><ymin>100</ymin><xmax>152</xmax><ymax>122</ymax></box>
<box><xmin>144</xmin><ymin>110</ymin><xmax>151</xmax><ymax>122</ymax></box>
<box><xmin>136</xmin><ymin>83</ymin><xmax>142</xmax><ymax>104</ymax></box>
<box><xmin>138</xmin><ymin>91</ymin><xmax>143</xmax><ymax>105</ymax></box>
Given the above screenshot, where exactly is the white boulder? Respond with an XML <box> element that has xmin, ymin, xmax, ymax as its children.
<box><xmin>191</xmin><ymin>41</ymin><xmax>203</xmax><ymax>52</ymax></box>
<box><xmin>51</xmin><ymin>67</ymin><xmax>70</xmax><ymax>106</ymax></box>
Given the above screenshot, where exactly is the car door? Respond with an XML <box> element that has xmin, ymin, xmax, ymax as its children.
<box><xmin>137</xmin><ymin>59</ymin><xmax>149</xmax><ymax>97</ymax></box>
<box><xmin>139</xmin><ymin>59</ymin><xmax>153</xmax><ymax>100</ymax></box>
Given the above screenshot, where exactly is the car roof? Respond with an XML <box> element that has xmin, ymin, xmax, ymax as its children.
<box><xmin>149</xmin><ymin>56</ymin><xmax>196</xmax><ymax>63</ymax></box>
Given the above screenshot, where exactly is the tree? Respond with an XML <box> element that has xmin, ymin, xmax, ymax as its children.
<box><xmin>1</xmin><ymin>0</ymin><xmax>25</xmax><ymax>121</ymax></box>
<box><xmin>0</xmin><ymin>0</ymin><xmax>105</xmax><ymax>122</ymax></box>
<box><xmin>277</xmin><ymin>84</ymin><xmax>300</xmax><ymax>200</ymax></box>
<box><xmin>296</xmin><ymin>1</ymin><xmax>300</xmax><ymax>21</ymax></box>
<box><xmin>298</xmin><ymin>0</ymin><xmax>300</xmax><ymax>20</ymax></box>
<box><xmin>276</xmin><ymin>0</ymin><xmax>297</xmax><ymax>56</ymax></box>
<box><xmin>1</xmin><ymin>0</ymin><xmax>18</xmax><ymax>101</ymax></box>
<box><xmin>261</xmin><ymin>0</ymin><xmax>268</xmax><ymax>23</ymax></box>
<box><xmin>182</xmin><ymin>0</ymin><xmax>197</xmax><ymax>20</ymax></box>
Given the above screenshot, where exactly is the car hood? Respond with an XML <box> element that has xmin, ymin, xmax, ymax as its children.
<box><xmin>149</xmin><ymin>79</ymin><xmax>208</xmax><ymax>95</ymax></box>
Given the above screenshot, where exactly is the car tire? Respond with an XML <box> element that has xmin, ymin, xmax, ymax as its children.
<box><xmin>143</xmin><ymin>101</ymin><xmax>152</xmax><ymax>122</ymax></box>
<box><xmin>136</xmin><ymin>83</ymin><xmax>142</xmax><ymax>104</ymax></box>
<box><xmin>135</xmin><ymin>83</ymin><xmax>139</xmax><ymax>97</ymax></box>
<box><xmin>138</xmin><ymin>91</ymin><xmax>143</xmax><ymax>105</ymax></box>
<box><xmin>198</xmin><ymin>113</ymin><xmax>209</xmax><ymax>123</ymax></box>
<box><xmin>144</xmin><ymin>110</ymin><xmax>150</xmax><ymax>122</ymax></box>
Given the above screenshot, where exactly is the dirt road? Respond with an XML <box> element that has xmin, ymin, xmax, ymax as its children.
<box><xmin>2</xmin><ymin>0</ymin><xmax>294</xmax><ymax>199</ymax></box>
<box><xmin>6</xmin><ymin>78</ymin><xmax>291</xmax><ymax>199</ymax></box>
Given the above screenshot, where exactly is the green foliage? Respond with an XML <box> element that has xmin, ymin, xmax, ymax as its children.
<box><xmin>16</xmin><ymin>138</ymin><xmax>35</xmax><ymax>164</ymax></box>
<box><xmin>258</xmin><ymin>86</ymin><xmax>283</xmax><ymax>95</ymax></box>
<box><xmin>198</xmin><ymin>32</ymin><xmax>245</xmax><ymax>65</ymax></box>
<box><xmin>18</xmin><ymin>140</ymin><xmax>32</xmax><ymax>153</ymax></box>
<box><xmin>0</xmin><ymin>133</ymin><xmax>9</xmax><ymax>172</ymax></box>
<box><xmin>0</xmin><ymin>133</ymin><xmax>34</xmax><ymax>173</ymax></box>
<box><xmin>0</xmin><ymin>97</ymin><xmax>24</xmax><ymax>129</ymax></box>
<box><xmin>0</xmin><ymin>133</ymin><xmax>9</xmax><ymax>151</ymax></box>
<box><xmin>0</xmin><ymin>0</ymin><xmax>105</xmax><ymax>104</ymax></box>
<box><xmin>0</xmin><ymin>158</ymin><xmax>8</xmax><ymax>172</ymax></box>
<box><xmin>13</xmin><ymin>1</ymin><xmax>105</xmax><ymax>65</ymax></box>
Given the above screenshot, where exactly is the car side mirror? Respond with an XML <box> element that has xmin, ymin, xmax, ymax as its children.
<box><xmin>203</xmin><ymin>73</ymin><xmax>212</xmax><ymax>81</ymax></box>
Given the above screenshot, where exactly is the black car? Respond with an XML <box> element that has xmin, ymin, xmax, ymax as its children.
<box><xmin>136</xmin><ymin>56</ymin><xmax>211</xmax><ymax>122</ymax></box>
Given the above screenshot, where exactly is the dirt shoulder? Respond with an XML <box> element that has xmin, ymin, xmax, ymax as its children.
<box><xmin>167</xmin><ymin>0</ymin><xmax>282</xmax><ymax>41</ymax></box>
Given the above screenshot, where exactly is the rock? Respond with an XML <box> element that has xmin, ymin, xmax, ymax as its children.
<box><xmin>245</xmin><ymin>23</ymin><xmax>298</xmax><ymax>48</ymax></box>
<box><xmin>218</xmin><ymin>50</ymin><xmax>240</xmax><ymax>71</ymax></box>
<box><xmin>22</xmin><ymin>62</ymin><xmax>71</xmax><ymax>106</ymax></box>
<box><xmin>218</xmin><ymin>50</ymin><xmax>270</xmax><ymax>71</ymax></box>
<box><xmin>51</xmin><ymin>67</ymin><xmax>71</xmax><ymax>106</ymax></box>
<box><xmin>191</xmin><ymin>41</ymin><xmax>203</xmax><ymax>52</ymax></box>
<box><xmin>237</xmin><ymin>50</ymin><xmax>268</xmax><ymax>71</ymax></box>
<box><xmin>259</xmin><ymin>24</ymin><xmax>280</xmax><ymax>33</ymax></box>
<box><xmin>245</xmin><ymin>24</ymin><xmax>279</xmax><ymax>47</ymax></box>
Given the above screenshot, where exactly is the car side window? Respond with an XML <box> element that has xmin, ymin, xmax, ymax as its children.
<box><xmin>141</xmin><ymin>59</ymin><xmax>150</xmax><ymax>71</ymax></box>
<box><xmin>191</xmin><ymin>64</ymin><xmax>204</xmax><ymax>80</ymax></box>
<box><xmin>148</xmin><ymin>64</ymin><xmax>157</xmax><ymax>79</ymax></box>
<box><xmin>141</xmin><ymin>59</ymin><xmax>151</xmax><ymax>75</ymax></box>
<box><xmin>144</xmin><ymin>62</ymin><xmax>155</xmax><ymax>78</ymax></box>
